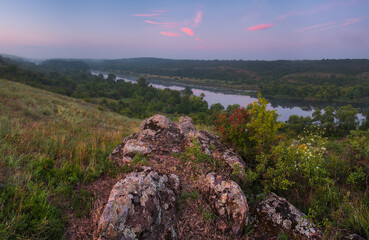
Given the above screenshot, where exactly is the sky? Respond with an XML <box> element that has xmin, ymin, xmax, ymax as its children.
<box><xmin>0</xmin><ymin>0</ymin><xmax>369</xmax><ymax>60</ymax></box>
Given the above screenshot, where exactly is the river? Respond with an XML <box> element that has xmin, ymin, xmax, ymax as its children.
<box><xmin>92</xmin><ymin>71</ymin><xmax>367</xmax><ymax>122</ymax></box>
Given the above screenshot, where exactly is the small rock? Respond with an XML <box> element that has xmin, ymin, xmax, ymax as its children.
<box><xmin>140</xmin><ymin>114</ymin><xmax>177</xmax><ymax>135</ymax></box>
<box><xmin>204</xmin><ymin>173</ymin><xmax>249</xmax><ymax>236</ymax></box>
<box><xmin>258</xmin><ymin>192</ymin><xmax>322</xmax><ymax>239</ymax></box>
<box><xmin>346</xmin><ymin>233</ymin><xmax>366</xmax><ymax>240</ymax></box>
<box><xmin>177</xmin><ymin>116</ymin><xmax>196</xmax><ymax>136</ymax></box>
<box><xmin>123</xmin><ymin>139</ymin><xmax>152</xmax><ymax>158</ymax></box>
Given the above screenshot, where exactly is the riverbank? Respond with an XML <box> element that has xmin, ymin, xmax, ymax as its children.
<box><xmin>109</xmin><ymin>71</ymin><xmax>369</xmax><ymax>105</ymax></box>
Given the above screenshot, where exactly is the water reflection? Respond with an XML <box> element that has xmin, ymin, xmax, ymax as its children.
<box><xmin>92</xmin><ymin>72</ymin><xmax>367</xmax><ymax>122</ymax></box>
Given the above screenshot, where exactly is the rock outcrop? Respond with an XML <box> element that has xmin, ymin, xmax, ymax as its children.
<box><xmin>99</xmin><ymin>114</ymin><xmax>356</xmax><ymax>239</ymax></box>
<box><xmin>109</xmin><ymin>114</ymin><xmax>246</xmax><ymax>176</ymax></box>
<box><xmin>204</xmin><ymin>173</ymin><xmax>249</xmax><ymax>236</ymax></box>
<box><xmin>258</xmin><ymin>192</ymin><xmax>322</xmax><ymax>239</ymax></box>
<box><xmin>97</xmin><ymin>169</ymin><xmax>180</xmax><ymax>240</ymax></box>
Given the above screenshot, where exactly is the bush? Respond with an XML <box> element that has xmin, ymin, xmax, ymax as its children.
<box><xmin>215</xmin><ymin>95</ymin><xmax>282</xmax><ymax>162</ymax></box>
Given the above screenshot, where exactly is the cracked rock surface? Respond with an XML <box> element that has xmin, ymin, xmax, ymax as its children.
<box><xmin>97</xmin><ymin>169</ymin><xmax>180</xmax><ymax>240</ymax></box>
<box><xmin>109</xmin><ymin>114</ymin><xmax>247</xmax><ymax>175</ymax></box>
<box><xmin>258</xmin><ymin>192</ymin><xmax>322</xmax><ymax>239</ymax></box>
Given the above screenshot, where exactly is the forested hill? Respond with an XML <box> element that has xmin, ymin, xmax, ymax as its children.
<box><xmin>92</xmin><ymin>58</ymin><xmax>369</xmax><ymax>76</ymax></box>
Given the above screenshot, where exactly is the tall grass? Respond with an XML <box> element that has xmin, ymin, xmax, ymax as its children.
<box><xmin>0</xmin><ymin>79</ymin><xmax>140</xmax><ymax>239</ymax></box>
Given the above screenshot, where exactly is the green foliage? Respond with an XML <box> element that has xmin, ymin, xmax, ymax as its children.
<box><xmin>336</xmin><ymin>105</ymin><xmax>358</xmax><ymax>132</ymax></box>
<box><xmin>265</xmin><ymin>129</ymin><xmax>331</xmax><ymax>192</ymax></box>
<box><xmin>340</xmin><ymin>198</ymin><xmax>369</xmax><ymax>238</ymax></box>
<box><xmin>177</xmin><ymin>191</ymin><xmax>199</xmax><ymax>211</ymax></box>
<box><xmin>71</xmin><ymin>189</ymin><xmax>95</xmax><ymax>218</ymax></box>
<box><xmin>278</xmin><ymin>232</ymin><xmax>289</xmax><ymax>240</ymax></box>
<box><xmin>216</xmin><ymin>95</ymin><xmax>283</xmax><ymax>187</ymax></box>
<box><xmin>286</xmin><ymin>115</ymin><xmax>313</xmax><ymax>134</ymax></box>
<box><xmin>131</xmin><ymin>153</ymin><xmax>150</xmax><ymax>166</ymax></box>
<box><xmin>0</xmin><ymin>62</ymin><xmax>211</xmax><ymax>123</ymax></box>
<box><xmin>346</xmin><ymin>168</ymin><xmax>366</xmax><ymax>186</ymax></box>
<box><xmin>199</xmin><ymin>205</ymin><xmax>216</xmax><ymax>221</ymax></box>
<box><xmin>216</xmin><ymin>95</ymin><xmax>282</xmax><ymax>161</ymax></box>
<box><xmin>178</xmin><ymin>138</ymin><xmax>224</xmax><ymax>171</ymax></box>
<box><xmin>0</xmin><ymin>183</ymin><xmax>64</xmax><ymax>239</ymax></box>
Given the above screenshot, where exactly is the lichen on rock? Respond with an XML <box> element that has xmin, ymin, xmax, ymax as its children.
<box><xmin>204</xmin><ymin>172</ymin><xmax>249</xmax><ymax>236</ymax></box>
<box><xmin>97</xmin><ymin>169</ymin><xmax>180</xmax><ymax>240</ymax></box>
<box><xmin>258</xmin><ymin>192</ymin><xmax>322</xmax><ymax>239</ymax></box>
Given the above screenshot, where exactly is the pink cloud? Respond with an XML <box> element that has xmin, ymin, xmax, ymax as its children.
<box><xmin>133</xmin><ymin>13</ymin><xmax>161</xmax><ymax>17</ymax></box>
<box><xmin>160</xmin><ymin>31</ymin><xmax>181</xmax><ymax>37</ymax></box>
<box><xmin>144</xmin><ymin>20</ymin><xmax>170</xmax><ymax>25</ymax></box>
<box><xmin>247</xmin><ymin>24</ymin><xmax>274</xmax><ymax>31</ymax></box>
<box><xmin>182</xmin><ymin>27</ymin><xmax>195</xmax><ymax>36</ymax></box>
<box><xmin>195</xmin><ymin>38</ymin><xmax>203</xmax><ymax>42</ymax></box>
<box><xmin>193</xmin><ymin>11</ymin><xmax>203</xmax><ymax>27</ymax></box>
<box><xmin>144</xmin><ymin>20</ymin><xmax>178</xmax><ymax>28</ymax></box>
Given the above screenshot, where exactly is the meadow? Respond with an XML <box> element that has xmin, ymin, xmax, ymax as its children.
<box><xmin>0</xmin><ymin>79</ymin><xmax>140</xmax><ymax>239</ymax></box>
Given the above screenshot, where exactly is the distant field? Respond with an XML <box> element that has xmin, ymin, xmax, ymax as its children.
<box><xmin>0</xmin><ymin>79</ymin><xmax>140</xmax><ymax>239</ymax></box>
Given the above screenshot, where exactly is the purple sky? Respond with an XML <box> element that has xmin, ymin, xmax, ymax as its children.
<box><xmin>0</xmin><ymin>0</ymin><xmax>368</xmax><ymax>60</ymax></box>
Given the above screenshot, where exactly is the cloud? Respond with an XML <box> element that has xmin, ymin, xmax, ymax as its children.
<box><xmin>342</xmin><ymin>17</ymin><xmax>366</xmax><ymax>26</ymax></box>
<box><xmin>160</xmin><ymin>31</ymin><xmax>181</xmax><ymax>37</ymax></box>
<box><xmin>181</xmin><ymin>27</ymin><xmax>194</xmax><ymax>36</ymax></box>
<box><xmin>145</xmin><ymin>20</ymin><xmax>163</xmax><ymax>24</ymax></box>
<box><xmin>247</xmin><ymin>24</ymin><xmax>274</xmax><ymax>31</ymax></box>
<box><xmin>193</xmin><ymin>11</ymin><xmax>203</xmax><ymax>27</ymax></box>
<box><xmin>144</xmin><ymin>20</ymin><xmax>178</xmax><ymax>28</ymax></box>
<box><xmin>298</xmin><ymin>22</ymin><xmax>336</xmax><ymax>32</ymax></box>
<box><xmin>133</xmin><ymin>13</ymin><xmax>161</xmax><ymax>17</ymax></box>
<box><xmin>195</xmin><ymin>38</ymin><xmax>203</xmax><ymax>42</ymax></box>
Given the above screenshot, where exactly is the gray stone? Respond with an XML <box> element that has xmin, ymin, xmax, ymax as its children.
<box><xmin>258</xmin><ymin>192</ymin><xmax>322</xmax><ymax>239</ymax></box>
<box><xmin>123</xmin><ymin>139</ymin><xmax>152</xmax><ymax>157</ymax></box>
<box><xmin>97</xmin><ymin>169</ymin><xmax>180</xmax><ymax>240</ymax></box>
<box><xmin>177</xmin><ymin>116</ymin><xmax>196</xmax><ymax>136</ymax></box>
<box><xmin>204</xmin><ymin>173</ymin><xmax>249</xmax><ymax>236</ymax></box>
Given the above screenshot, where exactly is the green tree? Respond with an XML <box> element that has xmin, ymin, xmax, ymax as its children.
<box><xmin>226</xmin><ymin>104</ymin><xmax>240</xmax><ymax>113</ymax></box>
<box><xmin>312</xmin><ymin>109</ymin><xmax>322</xmax><ymax>123</ymax></box>
<box><xmin>137</xmin><ymin>77</ymin><xmax>149</xmax><ymax>88</ymax></box>
<box><xmin>336</xmin><ymin>105</ymin><xmax>358</xmax><ymax>131</ymax></box>
<box><xmin>361</xmin><ymin>109</ymin><xmax>369</xmax><ymax>130</ymax></box>
<box><xmin>321</xmin><ymin>106</ymin><xmax>335</xmax><ymax>133</ymax></box>
<box><xmin>107</xmin><ymin>73</ymin><xmax>116</xmax><ymax>82</ymax></box>
<box><xmin>286</xmin><ymin>115</ymin><xmax>313</xmax><ymax>133</ymax></box>
<box><xmin>210</xmin><ymin>103</ymin><xmax>225</xmax><ymax>113</ymax></box>
<box><xmin>183</xmin><ymin>86</ymin><xmax>193</xmax><ymax>95</ymax></box>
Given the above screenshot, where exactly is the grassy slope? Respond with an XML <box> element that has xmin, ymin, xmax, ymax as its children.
<box><xmin>0</xmin><ymin>79</ymin><xmax>140</xmax><ymax>239</ymax></box>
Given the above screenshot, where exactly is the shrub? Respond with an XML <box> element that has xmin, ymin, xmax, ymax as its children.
<box><xmin>215</xmin><ymin>95</ymin><xmax>282</xmax><ymax>162</ymax></box>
